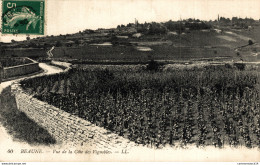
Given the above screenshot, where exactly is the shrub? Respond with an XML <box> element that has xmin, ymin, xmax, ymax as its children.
<box><xmin>225</xmin><ymin>63</ymin><xmax>232</xmax><ymax>69</ymax></box>
<box><xmin>146</xmin><ymin>60</ymin><xmax>161</xmax><ymax>71</ymax></box>
<box><xmin>248</xmin><ymin>40</ymin><xmax>254</xmax><ymax>45</ymax></box>
<box><xmin>55</xmin><ymin>41</ymin><xmax>62</xmax><ymax>47</ymax></box>
<box><xmin>234</xmin><ymin>63</ymin><xmax>246</xmax><ymax>70</ymax></box>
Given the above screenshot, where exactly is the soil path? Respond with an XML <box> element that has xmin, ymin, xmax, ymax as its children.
<box><xmin>0</xmin><ymin>63</ymin><xmax>64</xmax><ymax>161</ymax></box>
<box><xmin>0</xmin><ymin>63</ymin><xmax>64</xmax><ymax>94</ymax></box>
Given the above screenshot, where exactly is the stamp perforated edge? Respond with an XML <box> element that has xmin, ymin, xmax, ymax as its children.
<box><xmin>0</xmin><ymin>0</ymin><xmax>47</xmax><ymax>40</ymax></box>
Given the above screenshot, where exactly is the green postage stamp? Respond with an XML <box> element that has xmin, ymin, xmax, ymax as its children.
<box><xmin>1</xmin><ymin>0</ymin><xmax>45</xmax><ymax>35</ymax></box>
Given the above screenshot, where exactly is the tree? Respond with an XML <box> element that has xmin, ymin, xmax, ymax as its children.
<box><xmin>248</xmin><ymin>40</ymin><xmax>254</xmax><ymax>45</ymax></box>
<box><xmin>148</xmin><ymin>22</ymin><xmax>167</xmax><ymax>35</ymax></box>
<box><xmin>29</xmin><ymin>42</ymin><xmax>37</xmax><ymax>48</ymax></box>
<box><xmin>111</xmin><ymin>35</ymin><xmax>119</xmax><ymax>45</ymax></box>
<box><xmin>0</xmin><ymin>62</ymin><xmax>3</xmax><ymax>83</ymax></box>
<box><xmin>146</xmin><ymin>60</ymin><xmax>161</xmax><ymax>71</ymax></box>
<box><xmin>0</xmin><ymin>44</ymin><xmax>5</xmax><ymax>56</ymax></box>
<box><xmin>43</xmin><ymin>43</ymin><xmax>49</xmax><ymax>50</ymax></box>
<box><xmin>75</xmin><ymin>40</ymin><xmax>80</xmax><ymax>45</ymax></box>
<box><xmin>55</xmin><ymin>41</ymin><xmax>62</xmax><ymax>47</ymax></box>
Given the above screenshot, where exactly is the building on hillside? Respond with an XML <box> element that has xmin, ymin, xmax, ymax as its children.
<box><xmin>132</xmin><ymin>33</ymin><xmax>142</xmax><ymax>38</ymax></box>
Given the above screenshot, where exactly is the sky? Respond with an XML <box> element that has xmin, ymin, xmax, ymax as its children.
<box><xmin>1</xmin><ymin>0</ymin><xmax>260</xmax><ymax>42</ymax></box>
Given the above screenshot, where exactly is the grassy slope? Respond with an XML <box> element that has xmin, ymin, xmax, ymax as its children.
<box><xmin>3</xmin><ymin>28</ymin><xmax>256</xmax><ymax>62</ymax></box>
<box><xmin>232</xmin><ymin>26</ymin><xmax>260</xmax><ymax>61</ymax></box>
<box><xmin>52</xmin><ymin>30</ymin><xmax>249</xmax><ymax>62</ymax></box>
<box><xmin>235</xmin><ymin>26</ymin><xmax>260</xmax><ymax>43</ymax></box>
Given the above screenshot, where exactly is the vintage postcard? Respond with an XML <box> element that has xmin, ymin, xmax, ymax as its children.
<box><xmin>0</xmin><ymin>0</ymin><xmax>260</xmax><ymax>163</ymax></box>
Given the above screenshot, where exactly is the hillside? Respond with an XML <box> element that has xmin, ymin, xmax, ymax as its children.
<box><xmin>49</xmin><ymin>27</ymin><xmax>260</xmax><ymax>63</ymax></box>
<box><xmin>1</xmin><ymin>19</ymin><xmax>259</xmax><ymax>63</ymax></box>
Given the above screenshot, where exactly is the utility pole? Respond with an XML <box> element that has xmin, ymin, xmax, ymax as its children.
<box><xmin>218</xmin><ymin>14</ymin><xmax>220</xmax><ymax>27</ymax></box>
<box><xmin>135</xmin><ymin>18</ymin><xmax>138</xmax><ymax>29</ymax></box>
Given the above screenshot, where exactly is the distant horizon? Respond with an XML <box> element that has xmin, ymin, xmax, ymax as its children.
<box><xmin>1</xmin><ymin>0</ymin><xmax>260</xmax><ymax>42</ymax></box>
<box><xmin>1</xmin><ymin>15</ymin><xmax>259</xmax><ymax>43</ymax></box>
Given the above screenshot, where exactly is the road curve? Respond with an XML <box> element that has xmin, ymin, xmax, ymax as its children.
<box><xmin>0</xmin><ymin>63</ymin><xmax>64</xmax><ymax>94</ymax></box>
<box><xmin>0</xmin><ymin>63</ymin><xmax>65</xmax><ymax>159</ymax></box>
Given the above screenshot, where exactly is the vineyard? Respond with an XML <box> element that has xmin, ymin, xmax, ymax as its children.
<box><xmin>20</xmin><ymin>64</ymin><xmax>260</xmax><ymax>148</ymax></box>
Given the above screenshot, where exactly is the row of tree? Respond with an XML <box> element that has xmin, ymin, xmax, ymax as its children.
<box><xmin>218</xmin><ymin>17</ymin><xmax>256</xmax><ymax>28</ymax></box>
<box><xmin>117</xmin><ymin>19</ymin><xmax>212</xmax><ymax>35</ymax></box>
<box><xmin>219</xmin><ymin>17</ymin><xmax>255</xmax><ymax>24</ymax></box>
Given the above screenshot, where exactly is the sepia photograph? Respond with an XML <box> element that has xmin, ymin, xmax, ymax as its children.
<box><xmin>0</xmin><ymin>0</ymin><xmax>260</xmax><ymax>163</ymax></box>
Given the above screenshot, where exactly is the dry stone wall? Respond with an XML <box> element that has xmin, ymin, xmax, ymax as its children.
<box><xmin>3</xmin><ymin>58</ymin><xmax>40</xmax><ymax>80</ymax></box>
<box><xmin>11</xmin><ymin>83</ymin><xmax>135</xmax><ymax>149</ymax></box>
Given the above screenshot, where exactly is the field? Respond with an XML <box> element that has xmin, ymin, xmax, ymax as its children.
<box><xmin>0</xmin><ymin>58</ymin><xmax>32</xmax><ymax>67</ymax></box>
<box><xmin>20</xmin><ymin>64</ymin><xmax>260</xmax><ymax>148</ymax></box>
<box><xmin>50</xmin><ymin>27</ymin><xmax>260</xmax><ymax>63</ymax></box>
<box><xmin>235</xmin><ymin>25</ymin><xmax>260</xmax><ymax>44</ymax></box>
<box><xmin>2</xmin><ymin>27</ymin><xmax>259</xmax><ymax>63</ymax></box>
<box><xmin>52</xmin><ymin>44</ymin><xmax>236</xmax><ymax>63</ymax></box>
<box><xmin>2</xmin><ymin>48</ymin><xmax>46</xmax><ymax>59</ymax></box>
